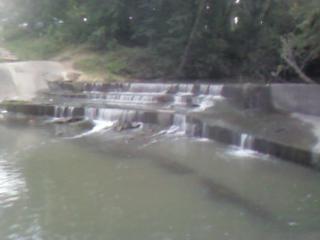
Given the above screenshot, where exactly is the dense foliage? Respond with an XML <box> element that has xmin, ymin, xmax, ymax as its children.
<box><xmin>1</xmin><ymin>0</ymin><xmax>319</xmax><ymax>81</ymax></box>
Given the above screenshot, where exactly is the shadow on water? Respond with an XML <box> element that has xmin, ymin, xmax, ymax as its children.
<box><xmin>198</xmin><ymin>176</ymin><xmax>277</xmax><ymax>223</ymax></box>
<box><xmin>149</xmin><ymin>153</ymin><xmax>283</xmax><ymax>226</ymax></box>
<box><xmin>150</xmin><ymin>156</ymin><xmax>196</xmax><ymax>175</ymax></box>
<box><xmin>75</xmin><ymin>135</ymin><xmax>284</xmax><ymax>227</ymax></box>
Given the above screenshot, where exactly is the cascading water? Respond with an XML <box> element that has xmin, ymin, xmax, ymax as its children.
<box><xmin>54</xmin><ymin>106</ymin><xmax>75</xmax><ymax>118</ymax></box>
<box><xmin>128</xmin><ymin>83</ymin><xmax>174</xmax><ymax>93</ymax></box>
<box><xmin>194</xmin><ymin>85</ymin><xmax>224</xmax><ymax>111</ymax></box>
<box><xmin>54</xmin><ymin>106</ymin><xmax>65</xmax><ymax>118</ymax></box>
<box><xmin>70</xmin><ymin>108</ymin><xmax>139</xmax><ymax>138</ymax></box>
<box><xmin>85</xmin><ymin>91</ymin><xmax>168</xmax><ymax>105</ymax></box>
<box><xmin>73</xmin><ymin>83</ymin><xmax>228</xmax><ymax>109</ymax></box>
<box><xmin>84</xmin><ymin>108</ymin><xmax>137</xmax><ymax>123</ymax></box>
<box><xmin>166</xmin><ymin>114</ymin><xmax>187</xmax><ymax>135</ymax></box>
<box><xmin>199</xmin><ymin>84</ymin><xmax>209</xmax><ymax>95</ymax></box>
<box><xmin>208</xmin><ymin>85</ymin><xmax>223</xmax><ymax>96</ymax></box>
<box><xmin>173</xmin><ymin>94</ymin><xmax>193</xmax><ymax>107</ymax></box>
<box><xmin>177</xmin><ymin>84</ymin><xmax>194</xmax><ymax>93</ymax></box>
<box><xmin>227</xmin><ymin>133</ymin><xmax>256</xmax><ymax>157</ymax></box>
<box><xmin>240</xmin><ymin>133</ymin><xmax>254</xmax><ymax>150</ymax></box>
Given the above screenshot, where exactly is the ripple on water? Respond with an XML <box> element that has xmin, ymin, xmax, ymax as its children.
<box><xmin>0</xmin><ymin>155</ymin><xmax>25</xmax><ymax>207</ymax></box>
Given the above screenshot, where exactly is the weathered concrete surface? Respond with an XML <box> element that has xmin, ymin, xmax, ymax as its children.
<box><xmin>0</xmin><ymin>61</ymin><xmax>65</xmax><ymax>100</ymax></box>
<box><xmin>271</xmin><ymin>84</ymin><xmax>320</xmax><ymax>116</ymax></box>
<box><xmin>220</xmin><ymin>84</ymin><xmax>320</xmax><ymax>117</ymax></box>
<box><xmin>221</xmin><ymin>84</ymin><xmax>274</xmax><ymax>112</ymax></box>
<box><xmin>0</xmin><ymin>48</ymin><xmax>18</xmax><ymax>62</ymax></box>
<box><xmin>3</xmin><ymin>81</ymin><xmax>320</xmax><ymax>169</ymax></box>
<box><xmin>0</xmin><ymin>68</ymin><xmax>18</xmax><ymax>99</ymax></box>
<box><xmin>187</xmin><ymin>100</ymin><xmax>320</xmax><ymax>167</ymax></box>
<box><xmin>46</xmin><ymin>82</ymin><xmax>320</xmax><ymax>117</ymax></box>
<box><xmin>0</xmin><ymin>103</ymin><xmax>175</xmax><ymax>128</ymax></box>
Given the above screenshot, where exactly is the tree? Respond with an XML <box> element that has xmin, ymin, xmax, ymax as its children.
<box><xmin>1</xmin><ymin>0</ymin><xmax>319</xmax><ymax>81</ymax></box>
<box><xmin>280</xmin><ymin>0</ymin><xmax>320</xmax><ymax>83</ymax></box>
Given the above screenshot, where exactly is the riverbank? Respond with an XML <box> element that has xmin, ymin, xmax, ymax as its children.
<box><xmin>0</xmin><ymin>31</ymin><xmax>175</xmax><ymax>83</ymax></box>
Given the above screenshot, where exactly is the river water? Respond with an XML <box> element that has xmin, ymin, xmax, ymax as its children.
<box><xmin>0</xmin><ymin>122</ymin><xmax>320</xmax><ymax>240</ymax></box>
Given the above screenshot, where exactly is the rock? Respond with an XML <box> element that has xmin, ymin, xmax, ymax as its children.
<box><xmin>156</xmin><ymin>94</ymin><xmax>174</xmax><ymax>104</ymax></box>
<box><xmin>113</xmin><ymin>121</ymin><xmax>141</xmax><ymax>132</ymax></box>
<box><xmin>45</xmin><ymin>73</ymin><xmax>64</xmax><ymax>82</ymax></box>
<box><xmin>63</xmin><ymin>71</ymin><xmax>82</xmax><ymax>82</ymax></box>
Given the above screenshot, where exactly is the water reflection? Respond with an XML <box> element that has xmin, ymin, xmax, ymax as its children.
<box><xmin>0</xmin><ymin>154</ymin><xmax>25</xmax><ymax>208</ymax></box>
<box><xmin>0</xmin><ymin>123</ymin><xmax>320</xmax><ymax>239</ymax></box>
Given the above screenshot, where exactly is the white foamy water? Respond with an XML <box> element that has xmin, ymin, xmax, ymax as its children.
<box><xmin>167</xmin><ymin>114</ymin><xmax>187</xmax><ymax>135</ymax></box>
<box><xmin>85</xmin><ymin>108</ymin><xmax>137</xmax><ymax>122</ymax></box>
<box><xmin>227</xmin><ymin>148</ymin><xmax>259</xmax><ymax>158</ymax></box>
<box><xmin>70</xmin><ymin>120</ymin><xmax>114</xmax><ymax>139</ymax></box>
<box><xmin>0</xmin><ymin>155</ymin><xmax>25</xmax><ymax>207</ymax></box>
<box><xmin>239</xmin><ymin>133</ymin><xmax>254</xmax><ymax>150</ymax></box>
<box><xmin>0</xmin><ymin>120</ymin><xmax>320</xmax><ymax>240</ymax></box>
<box><xmin>128</xmin><ymin>83</ymin><xmax>174</xmax><ymax>93</ymax></box>
<box><xmin>193</xmin><ymin>85</ymin><xmax>224</xmax><ymax>111</ymax></box>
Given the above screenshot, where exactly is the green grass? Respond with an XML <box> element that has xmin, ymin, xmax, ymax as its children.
<box><xmin>73</xmin><ymin>53</ymin><xmax>126</xmax><ymax>82</ymax></box>
<box><xmin>1</xmin><ymin>27</ymin><xmax>175</xmax><ymax>81</ymax></box>
<box><xmin>74</xmin><ymin>46</ymin><xmax>175</xmax><ymax>81</ymax></box>
<box><xmin>2</xmin><ymin>29</ymin><xmax>65</xmax><ymax>60</ymax></box>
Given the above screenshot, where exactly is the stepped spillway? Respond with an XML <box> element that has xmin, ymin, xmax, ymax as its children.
<box><xmin>2</xmin><ymin>82</ymin><xmax>320</xmax><ymax>169</ymax></box>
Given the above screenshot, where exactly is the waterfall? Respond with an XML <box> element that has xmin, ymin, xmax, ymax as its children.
<box><xmin>54</xmin><ymin>106</ymin><xmax>65</xmax><ymax>118</ymax></box>
<box><xmin>239</xmin><ymin>133</ymin><xmax>254</xmax><ymax>150</ymax></box>
<box><xmin>67</xmin><ymin>107</ymin><xmax>75</xmax><ymax>118</ymax></box>
<box><xmin>227</xmin><ymin>133</ymin><xmax>256</xmax><ymax>157</ymax></box>
<box><xmin>208</xmin><ymin>85</ymin><xmax>223</xmax><ymax>96</ymax></box>
<box><xmin>128</xmin><ymin>83</ymin><xmax>174</xmax><ymax>93</ymax></box>
<box><xmin>167</xmin><ymin>114</ymin><xmax>187</xmax><ymax>134</ymax></box>
<box><xmin>86</xmin><ymin>92</ymin><xmax>163</xmax><ymax>105</ymax></box>
<box><xmin>178</xmin><ymin>84</ymin><xmax>194</xmax><ymax>93</ymax></box>
<box><xmin>194</xmin><ymin>85</ymin><xmax>224</xmax><ymax>110</ymax></box>
<box><xmin>173</xmin><ymin>94</ymin><xmax>193</xmax><ymax>106</ymax></box>
<box><xmin>54</xmin><ymin>106</ymin><xmax>75</xmax><ymax>118</ymax></box>
<box><xmin>78</xmin><ymin>83</ymin><xmax>226</xmax><ymax>109</ymax></box>
<box><xmin>88</xmin><ymin>92</ymin><xmax>105</xmax><ymax>100</ymax></box>
<box><xmin>84</xmin><ymin>108</ymin><xmax>137</xmax><ymax>123</ymax></box>
<box><xmin>199</xmin><ymin>84</ymin><xmax>209</xmax><ymax>95</ymax></box>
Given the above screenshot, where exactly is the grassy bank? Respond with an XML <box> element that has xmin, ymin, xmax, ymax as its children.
<box><xmin>1</xmin><ymin>29</ymin><xmax>65</xmax><ymax>60</ymax></box>
<box><xmin>1</xmin><ymin>29</ymin><xmax>173</xmax><ymax>82</ymax></box>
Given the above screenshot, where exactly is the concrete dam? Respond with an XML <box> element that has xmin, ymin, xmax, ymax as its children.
<box><xmin>0</xmin><ymin>61</ymin><xmax>320</xmax><ymax>239</ymax></box>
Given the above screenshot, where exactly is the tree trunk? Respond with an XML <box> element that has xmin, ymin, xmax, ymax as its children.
<box><xmin>281</xmin><ymin>37</ymin><xmax>316</xmax><ymax>84</ymax></box>
<box><xmin>282</xmin><ymin>55</ymin><xmax>316</xmax><ymax>84</ymax></box>
<box><xmin>176</xmin><ymin>0</ymin><xmax>206</xmax><ymax>77</ymax></box>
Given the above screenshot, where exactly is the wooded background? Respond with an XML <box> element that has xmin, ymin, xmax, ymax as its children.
<box><xmin>1</xmin><ymin>0</ymin><xmax>319</xmax><ymax>82</ymax></box>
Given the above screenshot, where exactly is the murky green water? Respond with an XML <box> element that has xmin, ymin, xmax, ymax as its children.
<box><xmin>0</xmin><ymin>123</ymin><xmax>320</xmax><ymax>240</ymax></box>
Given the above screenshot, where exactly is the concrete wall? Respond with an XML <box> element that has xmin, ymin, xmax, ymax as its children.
<box><xmin>221</xmin><ymin>84</ymin><xmax>320</xmax><ymax>117</ymax></box>
<box><xmin>271</xmin><ymin>84</ymin><xmax>320</xmax><ymax>116</ymax></box>
<box><xmin>0</xmin><ymin>61</ymin><xmax>64</xmax><ymax>100</ymax></box>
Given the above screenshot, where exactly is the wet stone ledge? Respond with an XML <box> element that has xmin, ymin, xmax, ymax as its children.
<box><xmin>2</xmin><ymin>102</ymin><xmax>319</xmax><ymax>169</ymax></box>
<box><xmin>186</xmin><ymin>115</ymin><xmax>317</xmax><ymax>168</ymax></box>
<box><xmin>0</xmin><ymin>103</ymin><xmax>175</xmax><ymax>128</ymax></box>
<box><xmin>2</xmin><ymin>103</ymin><xmax>55</xmax><ymax>116</ymax></box>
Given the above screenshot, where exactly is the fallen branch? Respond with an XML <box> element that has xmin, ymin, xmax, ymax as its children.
<box><xmin>281</xmin><ymin>37</ymin><xmax>316</xmax><ymax>84</ymax></box>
